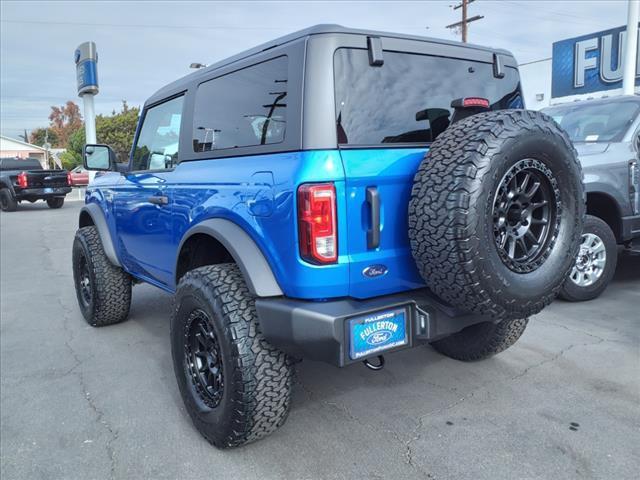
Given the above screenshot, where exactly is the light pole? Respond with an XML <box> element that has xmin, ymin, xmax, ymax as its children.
<box><xmin>623</xmin><ymin>0</ymin><xmax>639</xmax><ymax>95</ymax></box>
<box><xmin>74</xmin><ymin>42</ymin><xmax>99</xmax><ymax>144</ymax></box>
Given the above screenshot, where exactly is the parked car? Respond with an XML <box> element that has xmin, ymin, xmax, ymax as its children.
<box><xmin>543</xmin><ymin>96</ymin><xmax>640</xmax><ymax>301</ymax></box>
<box><xmin>68</xmin><ymin>165</ymin><xmax>90</xmax><ymax>186</ymax></box>
<box><xmin>72</xmin><ymin>25</ymin><xmax>584</xmax><ymax>448</ymax></box>
<box><xmin>0</xmin><ymin>157</ymin><xmax>71</xmax><ymax>211</ymax></box>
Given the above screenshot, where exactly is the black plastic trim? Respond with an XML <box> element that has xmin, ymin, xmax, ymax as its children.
<box><xmin>175</xmin><ymin>218</ymin><xmax>283</xmax><ymax>297</ymax></box>
<box><xmin>79</xmin><ymin>203</ymin><xmax>121</xmax><ymax>267</ymax></box>
<box><xmin>622</xmin><ymin>214</ymin><xmax>640</xmax><ymax>241</ymax></box>
<box><xmin>255</xmin><ymin>288</ymin><xmax>494</xmax><ymax>367</ymax></box>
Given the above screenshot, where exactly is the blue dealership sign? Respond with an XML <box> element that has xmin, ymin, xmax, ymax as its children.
<box><xmin>552</xmin><ymin>24</ymin><xmax>640</xmax><ymax>98</ymax></box>
<box><xmin>75</xmin><ymin>41</ymin><xmax>99</xmax><ymax>96</ymax></box>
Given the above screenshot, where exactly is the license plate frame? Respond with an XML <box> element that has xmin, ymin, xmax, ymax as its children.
<box><xmin>348</xmin><ymin>306</ymin><xmax>409</xmax><ymax>360</ymax></box>
<box><xmin>44</xmin><ymin>187</ymin><xmax>53</xmax><ymax>194</ymax></box>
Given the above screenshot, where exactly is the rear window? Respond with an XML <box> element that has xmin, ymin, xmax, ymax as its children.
<box><xmin>334</xmin><ymin>48</ymin><xmax>522</xmax><ymax>146</ymax></box>
<box><xmin>0</xmin><ymin>157</ymin><xmax>42</xmax><ymax>171</ymax></box>
<box><xmin>192</xmin><ymin>56</ymin><xmax>288</xmax><ymax>152</ymax></box>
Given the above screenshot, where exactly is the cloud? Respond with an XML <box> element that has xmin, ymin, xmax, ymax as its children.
<box><xmin>0</xmin><ymin>0</ymin><xmax>629</xmax><ymax>139</ymax></box>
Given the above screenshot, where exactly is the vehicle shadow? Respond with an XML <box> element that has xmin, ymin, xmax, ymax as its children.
<box><xmin>1</xmin><ymin>202</ymin><xmax>79</xmax><ymax>212</ymax></box>
<box><xmin>612</xmin><ymin>248</ymin><xmax>640</xmax><ymax>283</ymax></box>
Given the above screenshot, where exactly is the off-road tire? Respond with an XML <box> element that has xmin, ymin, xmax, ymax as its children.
<box><xmin>72</xmin><ymin>226</ymin><xmax>131</xmax><ymax>326</ymax></box>
<box><xmin>47</xmin><ymin>197</ymin><xmax>65</xmax><ymax>209</ymax></box>
<box><xmin>171</xmin><ymin>264</ymin><xmax>293</xmax><ymax>449</ymax></box>
<box><xmin>431</xmin><ymin>318</ymin><xmax>529</xmax><ymax>361</ymax></box>
<box><xmin>560</xmin><ymin>215</ymin><xmax>618</xmax><ymax>302</ymax></box>
<box><xmin>409</xmin><ymin>110</ymin><xmax>584</xmax><ymax>320</ymax></box>
<box><xmin>0</xmin><ymin>189</ymin><xmax>17</xmax><ymax>212</ymax></box>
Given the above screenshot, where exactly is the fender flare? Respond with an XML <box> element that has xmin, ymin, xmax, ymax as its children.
<box><xmin>177</xmin><ymin>219</ymin><xmax>283</xmax><ymax>297</ymax></box>
<box><xmin>79</xmin><ymin>203</ymin><xmax>121</xmax><ymax>267</ymax></box>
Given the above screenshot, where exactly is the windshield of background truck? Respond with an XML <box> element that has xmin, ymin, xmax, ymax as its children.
<box><xmin>333</xmin><ymin>48</ymin><xmax>523</xmax><ymax>146</ymax></box>
<box><xmin>544</xmin><ymin>101</ymin><xmax>640</xmax><ymax>143</ymax></box>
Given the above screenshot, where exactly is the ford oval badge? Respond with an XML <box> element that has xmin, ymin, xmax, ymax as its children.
<box><xmin>362</xmin><ymin>264</ymin><xmax>388</xmax><ymax>278</ymax></box>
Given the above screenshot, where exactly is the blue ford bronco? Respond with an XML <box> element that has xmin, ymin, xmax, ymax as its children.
<box><xmin>72</xmin><ymin>25</ymin><xmax>585</xmax><ymax>448</ymax></box>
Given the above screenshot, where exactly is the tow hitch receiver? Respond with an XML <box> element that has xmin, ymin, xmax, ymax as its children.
<box><xmin>363</xmin><ymin>355</ymin><xmax>385</xmax><ymax>371</ymax></box>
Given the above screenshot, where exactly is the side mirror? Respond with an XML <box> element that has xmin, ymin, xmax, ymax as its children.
<box><xmin>83</xmin><ymin>144</ymin><xmax>116</xmax><ymax>171</ymax></box>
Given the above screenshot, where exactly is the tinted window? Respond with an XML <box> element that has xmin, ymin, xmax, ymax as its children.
<box><xmin>544</xmin><ymin>101</ymin><xmax>640</xmax><ymax>143</ymax></box>
<box><xmin>334</xmin><ymin>49</ymin><xmax>522</xmax><ymax>145</ymax></box>
<box><xmin>132</xmin><ymin>95</ymin><xmax>183</xmax><ymax>171</ymax></box>
<box><xmin>0</xmin><ymin>157</ymin><xmax>42</xmax><ymax>171</ymax></box>
<box><xmin>192</xmin><ymin>56</ymin><xmax>288</xmax><ymax>152</ymax></box>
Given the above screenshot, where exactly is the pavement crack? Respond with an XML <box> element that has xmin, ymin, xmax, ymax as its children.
<box><xmin>57</xmin><ymin>297</ymin><xmax>119</xmax><ymax>480</ymax></box>
<box><xmin>403</xmin><ymin>388</ymin><xmax>478</xmax><ymax>476</ymax></box>
<box><xmin>536</xmin><ymin>319</ymin><xmax>607</xmax><ymax>342</ymax></box>
<box><xmin>296</xmin><ymin>377</ymin><xmax>434</xmax><ymax>479</ymax></box>
<box><xmin>511</xmin><ymin>337</ymin><xmax>605</xmax><ymax>381</ymax></box>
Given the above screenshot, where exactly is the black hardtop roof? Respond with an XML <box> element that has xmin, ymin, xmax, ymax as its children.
<box><xmin>146</xmin><ymin>24</ymin><xmax>515</xmax><ymax>105</ymax></box>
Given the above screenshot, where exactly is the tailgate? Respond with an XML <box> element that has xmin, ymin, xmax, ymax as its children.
<box><xmin>26</xmin><ymin>170</ymin><xmax>69</xmax><ymax>188</ymax></box>
<box><xmin>339</xmin><ymin>148</ymin><xmax>426</xmax><ymax>298</ymax></box>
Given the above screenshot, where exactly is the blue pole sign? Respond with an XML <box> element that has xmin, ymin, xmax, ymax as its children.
<box><xmin>75</xmin><ymin>41</ymin><xmax>98</xmax><ymax>96</ymax></box>
<box><xmin>552</xmin><ymin>24</ymin><xmax>640</xmax><ymax>98</ymax></box>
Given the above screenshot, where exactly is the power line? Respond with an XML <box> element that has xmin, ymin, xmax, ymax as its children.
<box><xmin>0</xmin><ymin>19</ymin><xmax>432</xmax><ymax>31</ymax></box>
<box><xmin>518</xmin><ymin>57</ymin><xmax>552</xmax><ymax>67</ymax></box>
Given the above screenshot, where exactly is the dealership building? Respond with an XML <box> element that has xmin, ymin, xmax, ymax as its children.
<box><xmin>520</xmin><ymin>23</ymin><xmax>640</xmax><ymax>110</ymax></box>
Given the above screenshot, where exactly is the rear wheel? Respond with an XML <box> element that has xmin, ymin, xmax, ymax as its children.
<box><xmin>431</xmin><ymin>318</ymin><xmax>528</xmax><ymax>361</ymax></box>
<box><xmin>47</xmin><ymin>197</ymin><xmax>64</xmax><ymax>209</ymax></box>
<box><xmin>171</xmin><ymin>264</ymin><xmax>293</xmax><ymax>449</ymax></box>
<box><xmin>72</xmin><ymin>226</ymin><xmax>131</xmax><ymax>326</ymax></box>
<box><xmin>409</xmin><ymin>110</ymin><xmax>584</xmax><ymax>321</ymax></box>
<box><xmin>0</xmin><ymin>189</ymin><xmax>17</xmax><ymax>212</ymax></box>
<box><xmin>560</xmin><ymin>215</ymin><xmax>617</xmax><ymax>302</ymax></box>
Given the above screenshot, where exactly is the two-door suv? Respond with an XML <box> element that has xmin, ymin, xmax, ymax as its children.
<box><xmin>73</xmin><ymin>25</ymin><xmax>584</xmax><ymax>448</ymax></box>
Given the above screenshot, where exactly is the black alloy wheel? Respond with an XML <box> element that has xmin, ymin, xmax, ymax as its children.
<box><xmin>77</xmin><ymin>251</ymin><xmax>93</xmax><ymax>308</ymax></box>
<box><xmin>492</xmin><ymin>158</ymin><xmax>561</xmax><ymax>273</ymax></box>
<box><xmin>185</xmin><ymin>309</ymin><xmax>224</xmax><ymax>409</ymax></box>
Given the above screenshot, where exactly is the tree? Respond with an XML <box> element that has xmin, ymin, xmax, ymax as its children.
<box><xmin>67</xmin><ymin>101</ymin><xmax>140</xmax><ymax>164</ymax></box>
<box><xmin>49</xmin><ymin>101</ymin><xmax>83</xmax><ymax>147</ymax></box>
<box><xmin>29</xmin><ymin>128</ymin><xmax>59</xmax><ymax>148</ymax></box>
<box><xmin>96</xmin><ymin>101</ymin><xmax>140</xmax><ymax>162</ymax></box>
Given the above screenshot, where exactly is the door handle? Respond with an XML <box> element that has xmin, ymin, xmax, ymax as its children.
<box><xmin>366</xmin><ymin>186</ymin><xmax>380</xmax><ymax>249</ymax></box>
<box><xmin>148</xmin><ymin>195</ymin><xmax>169</xmax><ymax>206</ymax></box>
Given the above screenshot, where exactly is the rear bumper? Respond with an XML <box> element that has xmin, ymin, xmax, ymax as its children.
<box><xmin>621</xmin><ymin>214</ymin><xmax>640</xmax><ymax>241</ymax></box>
<box><xmin>255</xmin><ymin>288</ymin><xmax>494</xmax><ymax>367</ymax></box>
<box><xmin>16</xmin><ymin>187</ymin><xmax>71</xmax><ymax>200</ymax></box>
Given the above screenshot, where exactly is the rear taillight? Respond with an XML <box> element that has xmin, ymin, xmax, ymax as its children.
<box><xmin>462</xmin><ymin>97</ymin><xmax>490</xmax><ymax>108</ymax></box>
<box><xmin>451</xmin><ymin>97</ymin><xmax>491</xmax><ymax>109</ymax></box>
<box><xmin>17</xmin><ymin>172</ymin><xmax>28</xmax><ymax>188</ymax></box>
<box><xmin>297</xmin><ymin>183</ymin><xmax>338</xmax><ymax>264</ymax></box>
<box><xmin>67</xmin><ymin>172</ymin><xmax>72</xmax><ymax>186</ymax></box>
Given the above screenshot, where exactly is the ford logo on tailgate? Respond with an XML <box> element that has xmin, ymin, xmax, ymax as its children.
<box><xmin>362</xmin><ymin>264</ymin><xmax>388</xmax><ymax>278</ymax></box>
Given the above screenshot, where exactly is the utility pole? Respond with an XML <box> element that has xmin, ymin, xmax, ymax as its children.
<box><xmin>446</xmin><ymin>0</ymin><xmax>484</xmax><ymax>43</ymax></box>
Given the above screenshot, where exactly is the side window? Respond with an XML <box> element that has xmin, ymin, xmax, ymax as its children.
<box><xmin>132</xmin><ymin>95</ymin><xmax>184</xmax><ymax>171</ymax></box>
<box><xmin>192</xmin><ymin>56</ymin><xmax>287</xmax><ymax>152</ymax></box>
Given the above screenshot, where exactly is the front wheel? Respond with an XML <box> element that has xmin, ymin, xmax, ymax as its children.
<box><xmin>560</xmin><ymin>215</ymin><xmax>617</xmax><ymax>302</ymax></box>
<box><xmin>171</xmin><ymin>264</ymin><xmax>293</xmax><ymax>449</ymax></box>
<box><xmin>47</xmin><ymin>197</ymin><xmax>65</xmax><ymax>209</ymax></box>
<box><xmin>72</xmin><ymin>226</ymin><xmax>132</xmax><ymax>326</ymax></box>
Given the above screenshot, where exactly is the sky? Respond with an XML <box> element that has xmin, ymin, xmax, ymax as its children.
<box><xmin>0</xmin><ymin>0</ymin><xmax>631</xmax><ymax>140</ymax></box>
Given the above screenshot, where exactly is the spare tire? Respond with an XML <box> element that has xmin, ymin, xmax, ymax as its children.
<box><xmin>408</xmin><ymin>110</ymin><xmax>584</xmax><ymax>320</ymax></box>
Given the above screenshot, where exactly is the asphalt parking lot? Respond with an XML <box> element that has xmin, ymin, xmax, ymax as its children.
<box><xmin>1</xmin><ymin>201</ymin><xmax>638</xmax><ymax>480</ymax></box>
